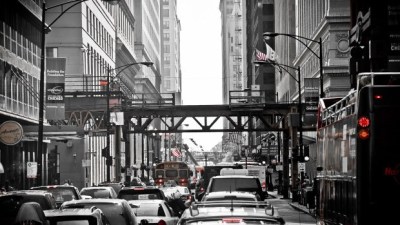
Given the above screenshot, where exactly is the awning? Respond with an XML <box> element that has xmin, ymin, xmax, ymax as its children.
<box><xmin>21</xmin><ymin>125</ymin><xmax>84</xmax><ymax>142</ymax></box>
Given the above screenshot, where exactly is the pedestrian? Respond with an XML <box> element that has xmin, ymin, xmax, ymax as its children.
<box><xmin>166</xmin><ymin>191</ymin><xmax>186</xmax><ymax>217</ymax></box>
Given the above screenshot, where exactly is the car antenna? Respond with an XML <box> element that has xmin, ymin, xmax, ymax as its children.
<box><xmin>230</xmin><ymin>186</ymin><xmax>233</xmax><ymax>212</ymax></box>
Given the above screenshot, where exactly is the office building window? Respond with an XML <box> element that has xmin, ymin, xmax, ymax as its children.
<box><xmin>46</xmin><ymin>47</ymin><xmax>58</xmax><ymax>58</ymax></box>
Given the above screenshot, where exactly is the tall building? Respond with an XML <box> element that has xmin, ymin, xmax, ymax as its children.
<box><xmin>0</xmin><ymin>0</ymin><xmax>43</xmax><ymax>189</ymax></box>
<box><xmin>160</xmin><ymin>0</ymin><xmax>182</xmax><ymax>162</ymax></box>
<box><xmin>220</xmin><ymin>0</ymin><xmax>246</xmax><ymax>153</ymax></box>
<box><xmin>274</xmin><ymin>0</ymin><xmax>351</xmax><ymax>179</ymax></box>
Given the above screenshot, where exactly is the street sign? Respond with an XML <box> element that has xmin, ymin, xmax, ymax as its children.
<box><xmin>27</xmin><ymin>162</ymin><xmax>37</xmax><ymax>178</ymax></box>
<box><xmin>298</xmin><ymin>162</ymin><xmax>305</xmax><ymax>172</ymax></box>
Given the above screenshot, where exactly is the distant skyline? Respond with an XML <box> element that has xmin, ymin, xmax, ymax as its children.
<box><xmin>177</xmin><ymin>0</ymin><xmax>224</xmax><ymax>151</ymax></box>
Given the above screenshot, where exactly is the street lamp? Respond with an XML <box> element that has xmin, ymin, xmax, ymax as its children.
<box><xmin>256</xmin><ymin>60</ymin><xmax>303</xmax><ymax>202</ymax></box>
<box><xmin>106</xmin><ymin>62</ymin><xmax>153</xmax><ymax>182</ymax></box>
<box><xmin>263</xmin><ymin>32</ymin><xmax>324</xmax><ymax>98</ymax></box>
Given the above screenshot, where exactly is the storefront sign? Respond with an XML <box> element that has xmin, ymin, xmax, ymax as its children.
<box><xmin>0</xmin><ymin>121</ymin><xmax>23</xmax><ymax>145</ymax></box>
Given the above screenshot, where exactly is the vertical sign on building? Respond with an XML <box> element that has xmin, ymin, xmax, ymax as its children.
<box><xmin>46</xmin><ymin>58</ymin><xmax>66</xmax><ymax>120</ymax></box>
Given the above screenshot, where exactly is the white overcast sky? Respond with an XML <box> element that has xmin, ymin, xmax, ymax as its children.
<box><xmin>177</xmin><ymin>0</ymin><xmax>224</xmax><ymax>151</ymax></box>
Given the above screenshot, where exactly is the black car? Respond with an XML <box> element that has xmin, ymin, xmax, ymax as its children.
<box><xmin>118</xmin><ymin>186</ymin><xmax>166</xmax><ymax>201</ymax></box>
<box><xmin>31</xmin><ymin>185</ymin><xmax>82</xmax><ymax>208</ymax></box>
<box><xmin>0</xmin><ymin>190</ymin><xmax>57</xmax><ymax>225</ymax></box>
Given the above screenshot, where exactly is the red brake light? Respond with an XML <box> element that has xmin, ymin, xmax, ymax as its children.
<box><xmin>222</xmin><ymin>218</ymin><xmax>243</xmax><ymax>223</ymax></box>
<box><xmin>374</xmin><ymin>95</ymin><xmax>383</xmax><ymax>100</ymax></box>
<box><xmin>358</xmin><ymin>129</ymin><xmax>370</xmax><ymax>140</ymax></box>
<box><xmin>358</xmin><ymin>116</ymin><xmax>370</xmax><ymax>128</ymax></box>
<box><xmin>158</xmin><ymin>220</ymin><xmax>167</xmax><ymax>225</ymax></box>
<box><xmin>133</xmin><ymin>187</ymin><xmax>145</xmax><ymax>190</ymax></box>
<box><xmin>262</xmin><ymin>181</ymin><xmax>266</xmax><ymax>188</ymax></box>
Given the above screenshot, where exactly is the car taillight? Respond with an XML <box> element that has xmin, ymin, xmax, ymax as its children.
<box><xmin>178</xmin><ymin>178</ymin><xmax>188</xmax><ymax>186</ymax></box>
<box><xmin>222</xmin><ymin>218</ymin><xmax>243</xmax><ymax>223</ymax></box>
<box><xmin>262</xmin><ymin>181</ymin><xmax>266</xmax><ymax>188</ymax></box>
<box><xmin>200</xmin><ymin>187</ymin><xmax>204</xmax><ymax>192</ymax></box>
<box><xmin>133</xmin><ymin>187</ymin><xmax>145</xmax><ymax>190</ymax></box>
<box><xmin>158</xmin><ymin>220</ymin><xmax>167</xmax><ymax>225</ymax></box>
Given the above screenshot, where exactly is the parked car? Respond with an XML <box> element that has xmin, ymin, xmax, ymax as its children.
<box><xmin>31</xmin><ymin>184</ymin><xmax>82</xmax><ymax>208</ymax></box>
<box><xmin>80</xmin><ymin>186</ymin><xmax>118</xmax><ymax>199</ymax></box>
<box><xmin>45</xmin><ymin>207</ymin><xmax>110</xmax><ymax>225</ymax></box>
<box><xmin>129</xmin><ymin>199</ymin><xmax>179</xmax><ymax>225</ymax></box>
<box><xmin>98</xmin><ymin>182</ymin><xmax>124</xmax><ymax>195</ymax></box>
<box><xmin>0</xmin><ymin>190</ymin><xmax>57</xmax><ymax>225</ymax></box>
<box><xmin>201</xmin><ymin>191</ymin><xmax>258</xmax><ymax>202</ymax></box>
<box><xmin>203</xmin><ymin>175</ymin><xmax>267</xmax><ymax>201</ymax></box>
<box><xmin>61</xmin><ymin>198</ymin><xmax>137</xmax><ymax>225</ymax></box>
<box><xmin>118</xmin><ymin>186</ymin><xmax>166</xmax><ymax>201</ymax></box>
<box><xmin>178</xmin><ymin>202</ymin><xmax>284</xmax><ymax>225</ymax></box>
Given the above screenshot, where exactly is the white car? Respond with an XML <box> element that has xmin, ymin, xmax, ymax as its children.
<box><xmin>79</xmin><ymin>186</ymin><xmax>117</xmax><ymax>199</ymax></box>
<box><xmin>129</xmin><ymin>199</ymin><xmax>179</xmax><ymax>225</ymax></box>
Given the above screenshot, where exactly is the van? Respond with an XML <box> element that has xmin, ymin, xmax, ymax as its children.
<box><xmin>203</xmin><ymin>175</ymin><xmax>267</xmax><ymax>201</ymax></box>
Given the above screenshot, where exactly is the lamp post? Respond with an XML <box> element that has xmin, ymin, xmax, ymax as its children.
<box><xmin>263</xmin><ymin>32</ymin><xmax>324</xmax><ymax>98</ymax></box>
<box><xmin>106</xmin><ymin>62</ymin><xmax>153</xmax><ymax>182</ymax></box>
<box><xmin>256</xmin><ymin>60</ymin><xmax>303</xmax><ymax>201</ymax></box>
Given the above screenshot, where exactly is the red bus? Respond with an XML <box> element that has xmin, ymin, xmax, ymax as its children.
<box><xmin>316</xmin><ymin>72</ymin><xmax>400</xmax><ymax>224</ymax></box>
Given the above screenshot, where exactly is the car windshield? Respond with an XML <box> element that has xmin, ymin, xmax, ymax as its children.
<box><xmin>131</xmin><ymin>203</ymin><xmax>165</xmax><ymax>217</ymax></box>
<box><xmin>209</xmin><ymin>178</ymin><xmax>259</xmax><ymax>192</ymax></box>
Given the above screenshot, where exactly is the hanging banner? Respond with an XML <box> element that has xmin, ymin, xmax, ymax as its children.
<box><xmin>46</xmin><ymin>58</ymin><xmax>66</xmax><ymax>120</ymax></box>
<box><xmin>304</xmin><ymin>78</ymin><xmax>319</xmax><ymax>112</ymax></box>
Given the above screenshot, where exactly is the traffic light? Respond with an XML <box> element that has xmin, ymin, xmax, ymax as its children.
<box><xmin>240</xmin><ymin>148</ymin><xmax>246</xmax><ymax>157</ymax></box>
<box><xmin>304</xmin><ymin>145</ymin><xmax>310</xmax><ymax>162</ymax></box>
<box><xmin>101</xmin><ymin>146</ymin><xmax>109</xmax><ymax>157</ymax></box>
<box><xmin>105</xmin><ymin>156</ymin><xmax>112</xmax><ymax>166</ymax></box>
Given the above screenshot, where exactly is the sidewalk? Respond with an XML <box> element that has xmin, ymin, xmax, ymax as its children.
<box><xmin>268</xmin><ymin>190</ymin><xmax>316</xmax><ymax>218</ymax></box>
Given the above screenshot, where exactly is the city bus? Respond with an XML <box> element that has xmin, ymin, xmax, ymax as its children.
<box><xmin>154</xmin><ymin>161</ymin><xmax>192</xmax><ymax>188</ymax></box>
<box><xmin>316</xmin><ymin>72</ymin><xmax>400</xmax><ymax>224</ymax></box>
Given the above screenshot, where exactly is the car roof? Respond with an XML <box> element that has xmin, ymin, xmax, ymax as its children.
<box><xmin>62</xmin><ymin>198</ymin><xmax>126</xmax><ymax>205</ymax></box>
<box><xmin>204</xmin><ymin>191</ymin><xmax>257</xmax><ymax>198</ymax></box>
<box><xmin>128</xmin><ymin>199</ymin><xmax>165</xmax><ymax>204</ymax></box>
<box><xmin>4</xmin><ymin>190</ymin><xmax>53</xmax><ymax>196</ymax></box>
<box><xmin>81</xmin><ymin>186</ymin><xmax>113</xmax><ymax>190</ymax></box>
<box><xmin>45</xmin><ymin>207</ymin><xmax>102</xmax><ymax>217</ymax></box>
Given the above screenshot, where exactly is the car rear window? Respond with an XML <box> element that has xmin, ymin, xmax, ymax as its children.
<box><xmin>209</xmin><ymin>178</ymin><xmax>260</xmax><ymax>193</ymax></box>
<box><xmin>33</xmin><ymin>187</ymin><xmax>77</xmax><ymax>202</ymax></box>
<box><xmin>81</xmin><ymin>189</ymin><xmax>111</xmax><ymax>199</ymax></box>
<box><xmin>63</xmin><ymin>203</ymin><xmax>128</xmax><ymax>225</ymax></box>
<box><xmin>131</xmin><ymin>203</ymin><xmax>165</xmax><ymax>217</ymax></box>
<box><xmin>118</xmin><ymin>189</ymin><xmax>163</xmax><ymax>200</ymax></box>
